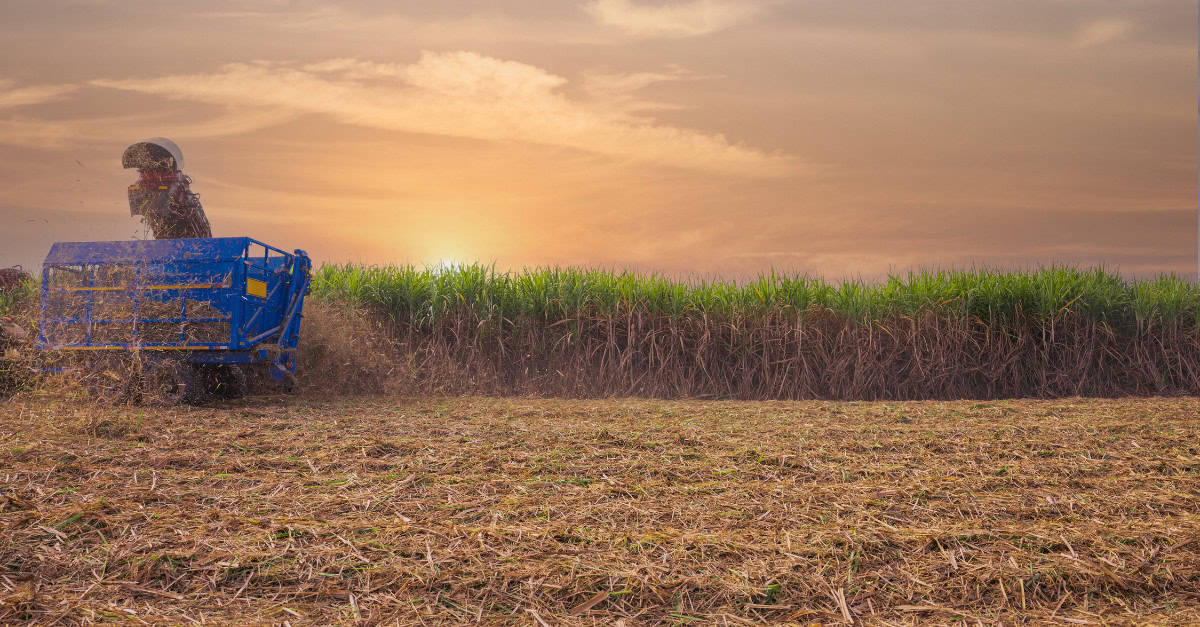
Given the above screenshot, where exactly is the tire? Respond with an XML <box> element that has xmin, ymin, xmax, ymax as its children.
<box><xmin>205</xmin><ymin>365</ymin><xmax>248</xmax><ymax>400</ymax></box>
<box><xmin>142</xmin><ymin>359</ymin><xmax>204</xmax><ymax>406</ymax></box>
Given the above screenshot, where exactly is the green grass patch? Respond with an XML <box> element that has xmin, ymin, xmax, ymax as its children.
<box><xmin>311</xmin><ymin>263</ymin><xmax>1200</xmax><ymax>329</ymax></box>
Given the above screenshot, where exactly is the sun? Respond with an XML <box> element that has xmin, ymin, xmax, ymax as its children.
<box><xmin>431</xmin><ymin>259</ymin><xmax>460</xmax><ymax>274</ymax></box>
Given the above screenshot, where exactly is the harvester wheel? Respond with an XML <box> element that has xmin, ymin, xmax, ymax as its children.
<box><xmin>205</xmin><ymin>365</ymin><xmax>248</xmax><ymax>400</ymax></box>
<box><xmin>143</xmin><ymin>360</ymin><xmax>203</xmax><ymax>406</ymax></box>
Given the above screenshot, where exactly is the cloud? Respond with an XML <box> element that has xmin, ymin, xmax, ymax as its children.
<box><xmin>1072</xmin><ymin>18</ymin><xmax>1134</xmax><ymax>48</ymax></box>
<box><xmin>585</xmin><ymin>0</ymin><xmax>763</xmax><ymax>38</ymax></box>
<box><xmin>194</xmin><ymin>5</ymin><xmax>607</xmax><ymax>46</ymax></box>
<box><xmin>582</xmin><ymin>65</ymin><xmax>715</xmax><ymax>113</ymax></box>
<box><xmin>91</xmin><ymin>53</ymin><xmax>792</xmax><ymax>176</ymax></box>
<box><xmin>0</xmin><ymin>80</ymin><xmax>84</xmax><ymax>148</ymax></box>
<box><xmin>0</xmin><ymin>103</ymin><xmax>297</xmax><ymax>150</ymax></box>
<box><xmin>0</xmin><ymin>79</ymin><xmax>77</xmax><ymax>110</ymax></box>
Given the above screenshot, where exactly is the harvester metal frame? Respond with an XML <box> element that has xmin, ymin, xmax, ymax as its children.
<box><xmin>37</xmin><ymin>237</ymin><xmax>311</xmax><ymax>393</ymax></box>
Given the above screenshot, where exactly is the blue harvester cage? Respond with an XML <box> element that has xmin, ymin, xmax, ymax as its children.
<box><xmin>37</xmin><ymin>237</ymin><xmax>311</xmax><ymax>400</ymax></box>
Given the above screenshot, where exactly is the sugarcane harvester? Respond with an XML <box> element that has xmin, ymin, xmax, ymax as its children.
<box><xmin>36</xmin><ymin>139</ymin><xmax>311</xmax><ymax>404</ymax></box>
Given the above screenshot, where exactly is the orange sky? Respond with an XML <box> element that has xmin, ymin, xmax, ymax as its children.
<box><xmin>0</xmin><ymin>1</ymin><xmax>1196</xmax><ymax>279</ymax></box>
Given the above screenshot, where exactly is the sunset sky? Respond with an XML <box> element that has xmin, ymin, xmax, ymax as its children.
<box><xmin>0</xmin><ymin>1</ymin><xmax>1195</xmax><ymax>279</ymax></box>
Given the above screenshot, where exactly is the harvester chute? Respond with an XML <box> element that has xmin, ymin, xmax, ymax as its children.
<box><xmin>123</xmin><ymin>138</ymin><xmax>212</xmax><ymax>239</ymax></box>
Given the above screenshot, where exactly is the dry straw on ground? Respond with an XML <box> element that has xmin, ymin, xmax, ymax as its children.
<box><xmin>1</xmin><ymin>396</ymin><xmax>1198</xmax><ymax>624</ymax></box>
<box><xmin>0</xmin><ymin>296</ymin><xmax>40</xmax><ymax>400</ymax></box>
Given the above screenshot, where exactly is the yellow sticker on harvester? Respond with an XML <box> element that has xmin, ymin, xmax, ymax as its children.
<box><xmin>246</xmin><ymin>278</ymin><xmax>268</xmax><ymax>298</ymax></box>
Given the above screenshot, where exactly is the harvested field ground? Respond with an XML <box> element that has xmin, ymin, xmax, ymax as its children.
<box><xmin>1</xmin><ymin>396</ymin><xmax>1198</xmax><ymax>625</ymax></box>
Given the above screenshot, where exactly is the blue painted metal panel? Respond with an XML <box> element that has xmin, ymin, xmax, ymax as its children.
<box><xmin>43</xmin><ymin>237</ymin><xmax>253</xmax><ymax>265</ymax></box>
<box><xmin>37</xmin><ymin>237</ymin><xmax>311</xmax><ymax>383</ymax></box>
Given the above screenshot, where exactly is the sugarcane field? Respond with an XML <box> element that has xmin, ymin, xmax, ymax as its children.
<box><xmin>2</xmin><ymin>2</ymin><xmax>1199</xmax><ymax>625</ymax></box>
<box><xmin>3</xmin><ymin>260</ymin><xmax>1200</xmax><ymax>624</ymax></box>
